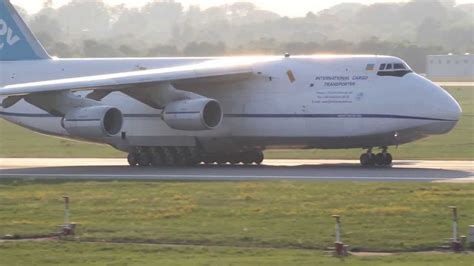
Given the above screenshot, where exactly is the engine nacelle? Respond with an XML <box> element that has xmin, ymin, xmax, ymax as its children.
<box><xmin>163</xmin><ymin>98</ymin><xmax>223</xmax><ymax>130</ymax></box>
<box><xmin>63</xmin><ymin>106</ymin><xmax>123</xmax><ymax>139</ymax></box>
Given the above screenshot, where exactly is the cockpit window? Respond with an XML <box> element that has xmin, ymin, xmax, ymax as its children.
<box><xmin>393</xmin><ymin>63</ymin><xmax>406</xmax><ymax>70</ymax></box>
<box><xmin>377</xmin><ymin>62</ymin><xmax>412</xmax><ymax>77</ymax></box>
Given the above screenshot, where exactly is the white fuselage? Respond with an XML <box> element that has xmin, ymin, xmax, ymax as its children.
<box><xmin>0</xmin><ymin>55</ymin><xmax>462</xmax><ymax>152</ymax></box>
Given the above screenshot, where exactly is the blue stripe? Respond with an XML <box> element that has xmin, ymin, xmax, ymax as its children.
<box><xmin>224</xmin><ymin>114</ymin><xmax>456</xmax><ymax>122</ymax></box>
<box><xmin>123</xmin><ymin>114</ymin><xmax>161</xmax><ymax>118</ymax></box>
<box><xmin>0</xmin><ymin>111</ymin><xmax>456</xmax><ymax>122</ymax></box>
<box><xmin>65</xmin><ymin>118</ymin><xmax>101</xmax><ymax>122</ymax></box>
<box><xmin>164</xmin><ymin>111</ymin><xmax>201</xmax><ymax>115</ymax></box>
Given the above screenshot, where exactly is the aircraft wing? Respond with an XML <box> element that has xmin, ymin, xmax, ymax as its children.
<box><xmin>0</xmin><ymin>59</ymin><xmax>259</xmax><ymax>97</ymax></box>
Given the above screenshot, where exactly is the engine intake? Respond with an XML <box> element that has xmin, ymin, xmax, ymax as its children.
<box><xmin>63</xmin><ymin>106</ymin><xmax>123</xmax><ymax>139</ymax></box>
<box><xmin>163</xmin><ymin>98</ymin><xmax>223</xmax><ymax>130</ymax></box>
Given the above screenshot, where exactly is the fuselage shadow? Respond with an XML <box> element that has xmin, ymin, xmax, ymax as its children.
<box><xmin>0</xmin><ymin>163</ymin><xmax>471</xmax><ymax>181</ymax></box>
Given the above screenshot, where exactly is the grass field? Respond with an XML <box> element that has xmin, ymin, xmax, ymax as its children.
<box><xmin>1</xmin><ymin>180</ymin><xmax>474</xmax><ymax>265</ymax></box>
<box><xmin>0</xmin><ymin>87</ymin><xmax>472</xmax><ymax>160</ymax></box>
<box><xmin>1</xmin><ymin>241</ymin><xmax>473</xmax><ymax>266</ymax></box>
<box><xmin>1</xmin><ymin>181</ymin><xmax>473</xmax><ymax>252</ymax></box>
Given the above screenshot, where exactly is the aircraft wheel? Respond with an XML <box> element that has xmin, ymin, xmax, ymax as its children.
<box><xmin>216</xmin><ymin>156</ymin><xmax>227</xmax><ymax>165</ymax></box>
<box><xmin>150</xmin><ymin>147</ymin><xmax>164</xmax><ymax>167</ymax></box>
<box><xmin>375</xmin><ymin>153</ymin><xmax>393</xmax><ymax>166</ymax></box>
<box><xmin>384</xmin><ymin>153</ymin><xmax>393</xmax><ymax>166</ymax></box>
<box><xmin>187</xmin><ymin>147</ymin><xmax>201</xmax><ymax>166</ymax></box>
<box><xmin>127</xmin><ymin>152</ymin><xmax>139</xmax><ymax>167</ymax></box>
<box><xmin>137</xmin><ymin>151</ymin><xmax>151</xmax><ymax>167</ymax></box>
<box><xmin>253</xmin><ymin>151</ymin><xmax>264</xmax><ymax>165</ymax></box>
<box><xmin>242</xmin><ymin>152</ymin><xmax>254</xmax><ymax>165</ymax></box>
<box><xmin>375</xmin><ymin>153</ymin><xmax>385</xmax><ymax>166</ymax></box>
<box><xmin>161</xmin><ymin>147</ymin><xmax>176</xmax><ymax>166</ymax></box>
<box><xmin>360</xmin><ymin>153</ymin><xmax>375</xmax><ymax>167</ymax></box>
<box><xmin>174</xmin><ymin>147</ymin><xmax>189</xmax><ymax>166</ymax></box>
<box><xmin>202</xmin><ymin>154</ymin><xmax>215</xmax><ymax>165</ymax></box>
<box><xmin>229</xmin><ymin>154</ymin><xmax>240</xmax><ymax>165</ymax></box>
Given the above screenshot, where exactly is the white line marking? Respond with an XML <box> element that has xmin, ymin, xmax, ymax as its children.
<box><xmin>0</xmin><ymin>173</ymin><xmax>445</xmax><ymax>181</ymax></box>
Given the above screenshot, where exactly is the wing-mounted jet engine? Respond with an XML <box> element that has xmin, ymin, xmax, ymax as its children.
<box><xmin>2</xmin><ymin>91</ymin><xmax>125</xmax><ymax>140</ymax></box>
<box><xmin>120</xmin><ymin>82</ymin><xmax>223</xmax><ymax>131</ymax></box>
<box><xmin>163</xmin><ymin>98</ymin><xmax>222</xmax><ymax>131</ymax></box>
<box><xmin>62</xmin><ymin>105</ymin><xmax>123</xmax><ymax>139</ymax></box>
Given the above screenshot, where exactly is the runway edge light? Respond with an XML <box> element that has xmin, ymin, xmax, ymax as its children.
<box><xmin>331</xmin><ymin>215</ymin><xmax>349</xmax><ymax>257</ymax></box>
<box><xmin>448</xmin><ymin>206</ymin><xmax>463</xmax><ymax>252</ymax></box>
<box><xmin>57</xmin><ymin>195</ymin><xmax>76</xmax><ymax>237</ymax></box>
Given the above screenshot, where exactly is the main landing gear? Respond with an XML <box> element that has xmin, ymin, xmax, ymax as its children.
<box><xmin>127</xmin><ymin>147</ymin><xmax>264</xmax><ymax>167</ymax></box>
<box><xmin>359</xmin><ymin>147</ymin><xmax>393</xmax><ymax>167</ymax></box>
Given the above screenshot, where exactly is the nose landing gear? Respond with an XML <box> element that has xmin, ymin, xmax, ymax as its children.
<box><xmin>359</xmin><ymin>149</ymin><xmax>375</xmax><ymax>166</ymax></box>
<box><xmin>360</xmin><ymin>147</ymin><xmax>392</xmax><ymax>167</ymax></box>
<box><xmin>375</xmin><ymin>150</ymin><xmax>392</xmax><ymax>166</ymax></box>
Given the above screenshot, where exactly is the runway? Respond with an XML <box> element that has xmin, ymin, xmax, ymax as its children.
<box><xmin>436</xmin><ymin>81</ymin><xmax>474</xmax><ymax>87</ymax></box>
<box><xmin>0</xmin><ymin>158</ymin><xmax>473</xmax><ymax>183</ymax></box>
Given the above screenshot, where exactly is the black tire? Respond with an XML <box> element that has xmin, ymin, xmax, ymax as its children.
<box><xmin>360</xmin><ymin>153</ymin><xmax>375</xmax><ymax>166</ymax></box>
<box><xmin>186</xmin><ymin>147</ymin><xmax>201</xmax><ymax>166</ymax></box>
<box><xmin>229</xmin><ymin>155</ymin><xmax>240</xmax><ymax>165</ymax></box>
<box><xmin>161</xmin><ymin>147</ymin><xmax>176</xmax><ymax>166</ymax></box>
<box><xmin>150</xmin><ymin>148</ymin><xmax>164</xmax><ymax>167</ymax></box>
<box><xmin>216</xmin><ymin>157</ymin><xmax>227</xmax><ymax>165</ymax></box>
<box><xmin>242</xmin><ymin>153</ymin><xmax>254</xmax><ymax>165</ymax></box>
<box><xmin>253</xmin><ymin>151</ymin><xmax>264</xmax><ymax>165</ymax></box>
<box><xmin>375</xmin><ymin>153</ymin><xmax>385</xmax><ymax>166</ymax></box>
<box><xmin>174</xmin><ymin>147</ymin><xmax>189</xmax><ymax>166</ymax></box>
<box><xmin>127</xmin><ymin>153</ymin><xmax>138</xmax><ymax>167</ymax></box>
<box><xmin>384</xmin><ymin>153</ymin><xmax>393</xmax><ymax>166</ymax></box>
<box><xmin>137</xmin><ymin>152</ymin><xmax>151</xmax><ymax>167</ymax></box>
<box><xmin>203</xmin><ymin>158</ymin><xmax>213</xmax><ymax>165</ymax></box>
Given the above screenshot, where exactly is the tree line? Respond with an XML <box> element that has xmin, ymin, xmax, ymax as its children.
<box><xmin>16</xmin><ymin>0</ymin><xmax>474</xmax><ymax>73</ymax></box>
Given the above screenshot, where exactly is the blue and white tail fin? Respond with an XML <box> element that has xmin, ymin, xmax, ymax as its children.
<box><xmin>0</xmin><ymin>0</ymin><xmax>50</xmax><ymax>61</ymax></box>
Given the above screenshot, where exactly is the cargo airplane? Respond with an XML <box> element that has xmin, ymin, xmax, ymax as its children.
<box><xmin>0</xmin><ymin>0</ymin><xmax>462</xmax><ymax>167</ymax></box>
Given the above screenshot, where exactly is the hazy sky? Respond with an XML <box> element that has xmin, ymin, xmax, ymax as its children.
<box><xmin>11</xmin><ymin>0</ymin><xmax>474</xmax><ymax>17</ymax></box>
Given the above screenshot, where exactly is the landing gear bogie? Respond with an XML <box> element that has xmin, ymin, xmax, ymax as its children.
<box><xmin>127</xmin><ymin>147</ymin><xmax>265</xmax><ymax>168</ymax></box>
<box><xmin>360</xmin><ymin>147</ymin><xmax>393</xmax><ymax>167</ymax></box>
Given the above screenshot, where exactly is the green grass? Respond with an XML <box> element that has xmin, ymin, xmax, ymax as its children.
<box><xmin>0</xmin><ymin>87</ymin><xmax>473</xmax><ymax>159</ymax></box>
<box><xmin>1</xmin><ymin>241</ymin><xmax>474</xmax><ymax>266</ymax></box>
<box><xmin>0</xmin><ymin>125</ymin><xmax>123</xmax><ymax>158</ymax></box>
<box><xmin>1</xmin><ymin>181</ymin><xmax>473</xmax><ymax>252</ymax></box>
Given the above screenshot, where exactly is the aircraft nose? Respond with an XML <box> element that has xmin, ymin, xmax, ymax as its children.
<box><xmin>438</xmin><ymin>86</ymin><xmax>462</xmax><ymax>122</ymax></box>
<box><xmin>419</xmin><ymin>82</ymin><xmax>462</xmax><ymax>135</ymax></box>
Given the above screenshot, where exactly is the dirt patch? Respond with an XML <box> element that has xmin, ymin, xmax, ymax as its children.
<box><xmin>351</xmin><ymin>252</ymin><xmax>394</xmax><ymax>257</ymax></box>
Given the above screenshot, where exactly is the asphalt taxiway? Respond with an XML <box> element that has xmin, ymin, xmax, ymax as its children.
<box><xmin>0</xmin><ymin>158</ymin><xmax>472</xmax><ymax>183</ymax></box>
